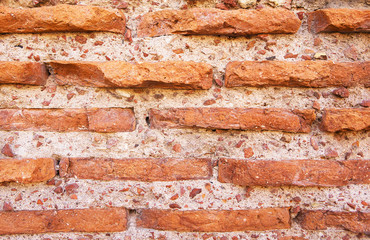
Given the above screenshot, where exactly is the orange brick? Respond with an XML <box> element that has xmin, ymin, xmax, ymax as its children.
<box><xmin>0</xmin><ymin>158</ymin><xmax>55</xmax><ymax>183</ymax></box>
<box><xmin>298</xmin><ymin>210</ymin><xmax>370</xmax><ymax>233</ymax></box>
<box><xmin>60</xmin><ymin>158</ymin><xmax>212</xmax><ymax>181</ymax></box>
<box><xmin>0</xmin><ymin>108</ymin><xmax>135</xmax><ymax>132</ymax></box>
<box><xmin>137</xmin><ymin>208</ymin><xmax>291</xmax><ymax>232</ymax></box>
<box><xmin>0</xmin><ymin>5</ymin><xmax>126</xmax><ymax>34</ymax></box>
<box><xmin>308</xmin><ymin>9</ymin><xmax>370</xmax><ymax>33</ymax></box>
<box><xmin>49</xmin><ymin>61</ymin><xmax>213</xmax><ymax>89</ymax></box>
<box><xmin>138</xmin><ymin>8</ymin><xmax>300</xmax><ymax>37</ymax></box>
<box><xmin>0</xmin><ymin>208</ymin><xmax>127</xmax><ymax>234</ymax></box>
<box><xmin>321</xmin><ymin>108</ymin><xmax>370</xmax><ymax>132</ymax></box>
<box><xmin>218</xmin><ymin>159</ymin><xmax>370</xmax><ymax>187</ymax></box>
<box><xmin>225</xmin><ymin>61</ymin><xmax>370</xmax><ymax>88</ymax></box>
<box><xmin>0</xmin><ymin>62</ymin><xmax>48</xmax><ymax>85</ymax></box>
<box><xmin>149</xmin><ymin>108</ymin><xmax>315</xmax><ymax>133</ymax></box>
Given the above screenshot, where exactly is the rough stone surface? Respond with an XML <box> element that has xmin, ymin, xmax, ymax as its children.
<box><xmin>0</xmin><ymin>62</ymin><xmax>48</xmax><ymax>85</ymax></box>
<box><xmin>59</xmin><ymin>157</ymin><xmax>212</xmax><ymax>181</ymax></box>
<box><xmin>49</xmin><ymin>61</ymin><xmax>213</xmax><ymax>89</ymax></box>
<box><xmin>0</xmin><ymin>208</ymin><xmax>127</xmax><ymax>234</ymax></box>
<box><xmin>0</xmin><ymin>108</ymin><xmax>135</xmax><ymax>132</ymax></box>
<box><xmin>0</xmin><ymin>158</ymin><xmax>55</xmax><ymax>183</ymax></box>
<box><xmin>308</xmin><ymin>9</ymin><xmax>370</xmax><ymax>33</ymax></box>
<box><xmin>298</xmin><ymin>210</ymin><xmax>370</xmax><ymax>234</ymax></box>
<box><xmin>0</xmin><ymin>5</ymin><xmax>126</xmax><ymax>34</ymax></box>
<box><xmin>321</xmin><ymin>108</ymin><xmax>370</xmax><ymax>132</ymax></box>
<box><xmin>225</xmin><ymin>61</ymin><xmax>370</xmax><ymax>88</ymax></box>
<box><xmin>218</xmin><ymin>159</ymin><xmax>370</xmax><ymax>186</ymax></box>
<box><xmin>149</xmin><ymin>108</ymin><xmax>316</xmax><ymax>133</ymax></box>
<box><xmin>137</xmin><ymin>208</ymin><xmax>291</xmax><ymax>232</ymax></box>
<box><xmin>138</xmin><ymin>8</ymin><xmax>301</xmax><ymax>37</ymax></box>
<box><xmin>238</xmin><ymin>0</ymin><xmax>256</xmax><ymax>8</ymax></box>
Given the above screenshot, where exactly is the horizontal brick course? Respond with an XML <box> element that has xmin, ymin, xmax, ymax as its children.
<box><xmin>218</xmin><ymin>159</ymin><xmax>370</xmax><ymax>187</ymax></box>
<box><xmin>321</xmin><ymin>108</ymin><xmax>370</xmax><ymax>132</ymax></box>
<box><xmin>49</xmin><ymin>61</ymin><xmax>213</xmax><ymax>89</ymax></box>
<box><xmin>298</xmin><ymin>210</ymin><xmax>370</xmax><ymax>234</ymax></box>
<box><xmin>0</xmin><ymin>208</ymin><xmax>127</xmax><ymax>234</ymax></box>
<box><xmin>137</xmin><ymin>208</ymin><xmax>291</xmax><ymax>232</ymax></box>
<box><xmin>0</xmin><ymin>158</ymin><xmax>55</xmax><ymax>183</ymax></box>
<box><xmin>0</xmin><ymin>5</ymin><xmax>126</xmax><ymax>34</ymax></box>
<box><xmin>149</xmin><ymin>108</ymin><xmax>316</xmax><ymax>133</ymax></box>
<box><xmin>138</xmin><ymin>8</ymin><xmax>301</xmax><ymax>37</ymax></box>
<box><xmin>0</xmin><ymin>108</ymin><xmax>135</xmax><ymax>132</ymax></box>
<box><xmin>0</xmin><ymin>62</ymin><xmax>49</xmax><ymax>85</ymax></box>
<box><xmin>59</xmin><ymin>158</ymin><xmax>212</xmax><ymax>181</ymax></box>
<box><xmin>308</xmin><ymin>9</ymin><xmax>370</xmax><ymax>33</ymax></box>
<box><xmin>225</xmin><ymin>61</ymin><xmax>370</xmax><ymax>88</ymax></box>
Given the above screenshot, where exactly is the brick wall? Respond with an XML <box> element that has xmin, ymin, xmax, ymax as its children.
<box><xmin>0</xmin><ymin>0</ymin><xmax>369</xmax><ymax>239</ymax></box>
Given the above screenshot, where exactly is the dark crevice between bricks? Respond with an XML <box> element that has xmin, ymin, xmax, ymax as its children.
<box><xmin>145</xmin><ymin>116</ymin><xmax>150</xmax><ymax>127</ymax></box>
<box><xmin>52</xmin><ymin>154</ymin><xmax>62</xmax><ymax>177</ymax></box>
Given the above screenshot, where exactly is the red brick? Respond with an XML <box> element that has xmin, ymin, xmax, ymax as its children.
<box><xmin>225</xmin><ymin>61</ymin><xmax>370</xmax><ymax>88</ymax></box>
<box><xmin>59</xmin><ymin>158</ymin><xmax>212</xmax><ymax>181</ymax></box>
<box><xmin>218</xmin><ymin>159</ymin><xmax>370</xmax><ymax>187</ymax></box>
<box><xmin>0</xmin><ymin>208</ymin><xmax>127</xmax><ymax>234</ymax></box>
<box><xmin>149</xmin><ymin>108</ymin><xmax>315</xmax><ymax>133</ymax></box>
<box><xmin>0</xmin><ymin>5</ymin><xmax>125</xmax><ymax>34</ymax></box>
<box><xmin>0</xmin><ymin>158</ymin><xmax>55</xmax><ymax>183</ymax></box>
<box><xmin>0</xmin><ymin>108</ymin><xmax>135</xmax><ymax>132</ymax></box>
<box><xmin>0</xmin><ymin>62</ymin><xmax>48</xmax><ymax>85</ymax></box>
<box><xmin>49</xmin><ymin>61</ymin><xmax>213</xmax><ymax>89</ymax></box>
<box><xmin>137</xmin><ymin>208</ymin><xmax>291</xmax><ymax>232</ymax></box>
<box><xmin>321</xmin><ymin>108</ymin><xmax>370</xmax><ymax>132</ymax></box>
<box><xmin>308</xmin><ymin>9</ymin><xmax>370</xmax><ymax>33</ymax></box>
<box><xmin>298</xmin><ymin>210</ymin><xmax>370</xmax><ymax>234</ymax></box>
<box><xmin>138</xmin><ymin>8</ymin><xmax>300</xmax><ymax>37</ymax></box>
<box><xmin>87</xmin><ymin>108</ymin><xmax>136</xmax><ymax>132</ymax></box>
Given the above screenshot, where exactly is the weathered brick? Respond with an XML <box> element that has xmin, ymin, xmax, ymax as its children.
<box><xmin>0</xmin><ymin>62</ymin><xmax>48</xmax><ymax>85</ymax></box>
<box><xmin>149</xmin><ymin>108</ymin><xmax>315</xmax><ymax>133</ymax></box>
<box><xmin>321</xmin><ymin>108</ymin><xmax>370</xmax><ymax>132</ymax></box>
<box><xmin>138</xmin><ymin>8</ymin><xmax>301</xmax><ymax>37</ymax></box>
<box><xmin>308</xmin><ymin>9</ymin><xmax>370</xmax><ymax>33</ymax></box>
<box><xmin>0</xmin><ymin>208</ymin><xmax>127</xmax><ymax>234</ymax></box>
<box><xmin>87</xmin><ymin>108</ymin><xmax>136</xmax><ymax>132</ymax></box>
<box><xmin>218</xmin><ymin>159</ymin><xmax>370</xmax><ymax>187</ymax></box>
<box><xmin>137</xmin><ymin>208</ymin><xmax>291</xmax><ymax>232</ymax></box>
<box><xmin>225</xmin><ymin>61</ymin><xmax>370</xmax><ymax>88</ymax></box>
<box><xmin>49</xmin><ymin>61</ymin><xmax>213</xmax><ymax>89</ymax></box>
<box><xmin>0</xmin><ymin>158</ymin><xmax>55</xmax><ymax>183</ymax></box>
<box><xmin>59</xmin><ymin>158</ymin><xmax>212</xmax><ymax>181</ymax></box>
<box><xmin>0</xmin><ymin>5</ymin><xmax>126</xmax><ymax>34</ymax></box>
<box><xmin>298</xmin><ymin>210</ymin><xmax>370</xmax><ymax>234</ymax></box>
<box><xmin>0</xmin><ymin>108</ymin><xmax>135</xmax><ymax>132</ymax></box>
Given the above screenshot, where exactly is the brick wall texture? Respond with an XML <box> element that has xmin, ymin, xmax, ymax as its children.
<box><xmin>0</xmin><ymin>0</ymin><xmax>369</xmax><ymax>239</ymax></box>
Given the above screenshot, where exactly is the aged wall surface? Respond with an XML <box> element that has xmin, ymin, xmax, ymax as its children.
<box><xmin>0</xmin><ymin>0</ymin><xmax>369</xmax><ymax>239</ymax></box>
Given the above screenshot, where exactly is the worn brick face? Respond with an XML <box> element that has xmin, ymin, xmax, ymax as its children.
<box><xmin>225</xmin><ymin>61</ymin><xmax>370</xmax><ymax>88</ymax></box>
<box><xmin>308</xmin><ymin>9</ymin><xmax>370</xmax><ymax>33</ymax></box>
<box><xmin>0</xmin><ymin>62</ymin><xmax>49</xmax><ymax>85</ymax></box>
<box><xmin>59</xmin><ymin>158</ymin><xmax>212</xmax><ymax>181</ymax></box>
<box><xmin>298</xmin><ymin>210</ymin><xmax>370</xmax><ymax>234</ymax></box>
<box><xmin>0</xmin><ymin>5</ymin><xmax>126</xmax><ymax>34</ymax></box>
<box><xmin>321</xmin><ymin>108</ymin><xmax>370</xmax><ymax>132</ymax></box>
<box><xmin>138</xmin><ymin>8</ymin><xmax>301</xmax><ymax>37</ymax></box>
<box><xmin>218</xmin><ymin>159</ymin><xmax>370</xmax><ymax>187</ymax></box>
<box><xmin>49</xmin><ymin>61</ymin><xmax>213</xmax><ymax>89</ymax></box>
<box><xmin>137</xmin><ymin>208</ymin><xmax>291</xmax><ymax>232</ymax></box>
<box><xmin>0</xmin><ymin>208</ymin><xmax>127</xmax><ymax>234</ymax></box>
<box><xmin>0</xmin><ymin>158</ymin><xmax>55</xmax><ymax>183</ymax></box>
<box><xmin>0</xmin><ymin>108</ymin><xmax>135</xmax><ymax>132</ymax></box>
<box><xmin>149</xmin><ymin>108</ymin><xmax>316</xmax><ymax>133</ymax></box>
